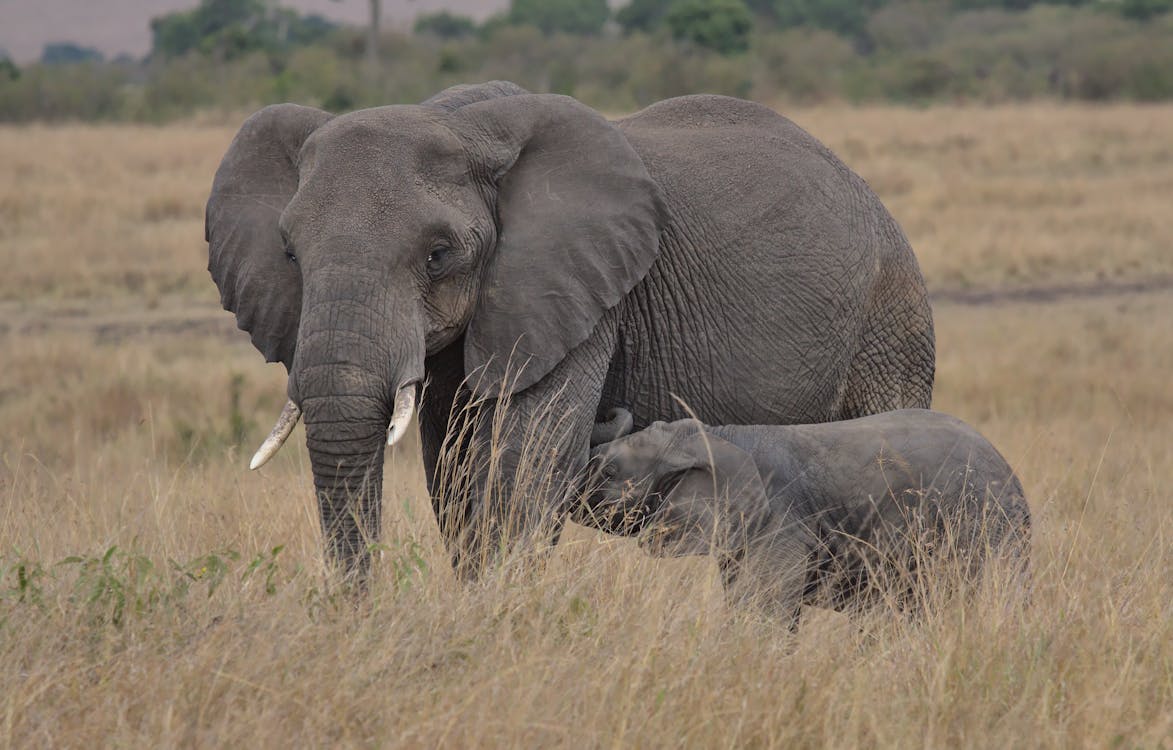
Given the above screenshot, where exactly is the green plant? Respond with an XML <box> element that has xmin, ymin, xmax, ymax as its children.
<box><xmin>1</xmin><ymin>554</ymin><xmax>48</xmax><ymax>608</ymax></box>
<box><xmin>370</xmin><ymin>540</ymin><xmax>430</xmax><ymax>593</ymax></box>
<box><xmin>59</xmin><ymin>546</ymin><xmax>165</xmax><ymax>626</ymax></box>
<box><xmin>243</xmin><ymin>546</ymin><xmax>286</xmax><ymax>596</ymax></box>
<box><xmin>172</xmin><ymin>549</ymin><xmax>241</xmax><ymax>598</ymax></box>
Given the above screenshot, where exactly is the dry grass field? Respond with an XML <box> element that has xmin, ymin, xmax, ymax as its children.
<box><xmin>1</xmin><ymin>104</ymin><xmax>1171</xmax><ymax>747</ymax></box>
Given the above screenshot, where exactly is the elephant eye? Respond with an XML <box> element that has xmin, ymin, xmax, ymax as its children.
<box><xmin>281</xmin><ymin>233</ymin><xmax>297</xmax><ymax>264</ymax></box>
<box><xmin>426</xmin><ymin>244</ymin><xmax>452</xmax><ymax>280</ymax></box>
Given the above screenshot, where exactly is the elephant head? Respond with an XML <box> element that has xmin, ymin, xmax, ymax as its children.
<box><xmin>589</xmin><ymin>421</ymin><xmax>768</xmax><ymax>556</ymax></box>
<box><xmin>206</xmin><ymin>85</ymin><xmax>666</xmax><ymax>576</ymax></box>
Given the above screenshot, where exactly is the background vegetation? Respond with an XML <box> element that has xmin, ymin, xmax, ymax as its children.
<box><xmin>1</xmin><ymin>105</ymin><xmax>1170</xmax><ymax>745</ymax></box>
<box><xmin>2</xmin><ymin>0</ymin><xmax>1173</xmax><ymax>122</ymax></box>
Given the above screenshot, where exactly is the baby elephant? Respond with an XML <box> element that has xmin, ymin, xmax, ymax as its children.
<box><xmin>588</xmin><ymin>408</ymin><xmax>1031</xmax><ymax>625</ymax></box>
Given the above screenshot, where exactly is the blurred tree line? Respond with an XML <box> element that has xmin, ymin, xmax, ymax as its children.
<box><xmin>1</xmin><ymin>0</ymin><xmax>1172</xmax><ymax>121</ymax></box>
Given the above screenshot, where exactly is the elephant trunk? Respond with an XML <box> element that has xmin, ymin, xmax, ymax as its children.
<box><xmin>305</xmin><ymin>410</ymin><xmax>387</xmax><ymax>578</ymax></box>
<box><xmin>292</xmin><ymin>262</ymin><xmax>425</xmax><ymax>579</ymax></box>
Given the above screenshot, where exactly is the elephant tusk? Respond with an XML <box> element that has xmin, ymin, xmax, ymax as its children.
<box><xmin>249</xmin><ymin>399</ymin><xmax>302</xmax><ymax>470</ymax></box>
<box><xmin>387</xmin><ymin>383</ymin><xmax>417</xmax><ymax>447</ymax></box>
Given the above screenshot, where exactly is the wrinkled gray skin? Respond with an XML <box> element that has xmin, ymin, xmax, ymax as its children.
<box><xmin>589</xmin><ymin>409</ymin><xmax>1030</xmax><ymax>625</ymax></box>
<box><xmin>205</xmin><ymin>81</ymin><xmax>935</xmax><ymax>581</ymax></box>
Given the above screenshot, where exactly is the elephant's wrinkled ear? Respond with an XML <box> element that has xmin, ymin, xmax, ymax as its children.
<box><xmin>661</xmin><ymin>434</ymin><xmax>770</xmax><ymax>535</ymax></box>
<box><xmin>451</xmin><ymin>94</ymin><xmax>667</xmax><ymax>395</ymax></box>
<box><xmin>694</xmin><ymin>435</ymin><xmax>768</xmax><ymax>509</ymax></box>
<box><xmin>206</xmin><ymin>103</ymin><xmax>332</xmax><ymax>371</ymax></box>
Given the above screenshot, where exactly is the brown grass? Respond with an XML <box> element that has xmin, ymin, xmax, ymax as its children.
<box><xmin>1</xmin><ymin>104</ymin><xmax>1171</xmax><ymax>747</ymax></box>
<box><xmin>3</xmin><ymin>103</ymin><xmax>1172</xmax><ymax>305</ymax></box>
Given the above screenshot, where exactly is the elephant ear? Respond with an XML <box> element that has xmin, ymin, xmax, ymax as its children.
<box><xmin>451</xmin><ymin>94</ymin><xmax>668</xmax><ymax>395</ymax></box>
<box><xmin>662</xmin><ymin>429</ymin><xmax>765</xmax><ymax>504</ymax></box>
<box><xmin>659</xmin><ymin>432</ymin><xmax>772</xmax><ymax>546</ymax></box>
<box><xmin>205</xmin><ymin>103</ymin><xmax>333</xmax><ymax>371</ymax></box>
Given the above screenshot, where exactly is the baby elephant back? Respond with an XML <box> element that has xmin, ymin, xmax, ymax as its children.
<box><xmin>798</xmin><ymin>409</ymin><xmax>1031</xmax><ymax>608</ymax></box>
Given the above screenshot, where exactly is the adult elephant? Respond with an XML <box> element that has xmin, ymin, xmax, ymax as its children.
<box><xmin>205</xmin><ymin>81</ymin><xmax>934</xmax><ymax>581</ymax></box>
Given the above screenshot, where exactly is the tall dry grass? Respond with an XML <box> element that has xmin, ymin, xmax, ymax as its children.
<box><xmin>1</xmin><ymin>104</ymin><xmax>1171</xmax><ymax>746</ymax></box>
<box><xmin>1</xmin><ymin>103</ymin><xmax>1171</xmax><ymax>304</ymax></box>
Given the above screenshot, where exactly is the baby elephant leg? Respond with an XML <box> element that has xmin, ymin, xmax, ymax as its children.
<box><xmin>719</xmin><ymin>557</ymin><xmax>803</xmax><ymax>630</ymax></box>
<box><xmin>717</xmin><ymin>526</ymin><xmax>811</xmax><ymax>629</ymax></box>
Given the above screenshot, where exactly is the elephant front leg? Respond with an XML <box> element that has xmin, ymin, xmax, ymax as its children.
<box><xmin>418</xmin><ymin>338</ymin><xmax>480</xmax><ymax>570</ymax></box>
<box><xmin>423</xmin><ymin>324</ymin><xmax>617</xmax><ymax>581</ymax></box>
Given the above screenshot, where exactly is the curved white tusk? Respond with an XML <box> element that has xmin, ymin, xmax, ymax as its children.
<box><xmin>249</xmin><ymin>399</ymin><xmax>302</xmax><ymax>470</ymax></box>
<box><xmin>386</xmin><ymin>384</ymin><xmax>417</xmax><ymax>447</ymax></box>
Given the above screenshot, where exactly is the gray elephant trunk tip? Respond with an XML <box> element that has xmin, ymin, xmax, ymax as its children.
<box><xmin>591</xmin><ymin>407</ymin><xmax>635</xmax><ymax>447</ymax></box>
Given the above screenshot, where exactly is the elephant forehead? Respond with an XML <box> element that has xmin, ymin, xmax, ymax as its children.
<box><xmin>287</xmin><ymin>113</ymin><xmax>478</xmax><ymax>240</ymax></box>
<box><xmin>301</xmin><ymin>106</ymin><xmax>470</xmax><ymax>186</ymax></box>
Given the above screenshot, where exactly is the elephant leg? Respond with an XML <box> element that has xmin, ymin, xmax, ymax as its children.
<box><xmin>424</xmin><ymin>318</ymin><xmax>619</xmax><ymax>581</ymax></box>
<box><xmin>837</xmin><ymin>253</ymin><xmax>935</xmax><ymax>418</ymax></box>
<box><xmin>418</xmin><ymin>338</ymin><xmax>479</xmax><ymax>567</ymax></box>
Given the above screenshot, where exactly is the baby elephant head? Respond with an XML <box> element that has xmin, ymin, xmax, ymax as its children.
<box><xmin>588</xmin><ymin>416</ymin><xmax>767</xmax><ymax>556</ymax></box>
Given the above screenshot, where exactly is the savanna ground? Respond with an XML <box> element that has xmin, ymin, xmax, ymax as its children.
<box><xmin>1</xmin><ymin>104</ymin><xmax>1171</xmax><ymax>747</ymax></box>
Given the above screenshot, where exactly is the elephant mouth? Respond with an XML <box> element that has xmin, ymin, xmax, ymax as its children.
<box><xmin>248</xmin><ymin>379</ymin><xmax>421</xmax><ymax>470</ymax></box>
<box><xmin>425</xmin><ymin>323</ymin><xmax>466</xmax><ymax>353</ymax></box>
<box><xmin>636</xmin><ymin>515</ymin><xmax>674</xmax><ymax>555</ymax></box>
<box><xmin>580</xmin><ymin>485</ymin><xmax>662</xmax><ymax>536</ymax></box>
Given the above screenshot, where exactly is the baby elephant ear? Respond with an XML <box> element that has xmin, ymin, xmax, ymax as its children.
<box><xmin>206</xmin><ymin>103</ymin><xmax>332</xmax><ymax>371</ymax></box>
<box><xmin>661</xmin><ymin>430</ymin><xmax>761</xmax><ymax>494</ymax></box>
<box><xmin>451</xmin><ymin>94</ymin><xmax>667</xmax><ymax>395</ymax></box>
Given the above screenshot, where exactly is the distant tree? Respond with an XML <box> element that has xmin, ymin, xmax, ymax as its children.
<box><xmin>949</xmin><ymin>0</ymin><xmax>1097</xmax><ymax>7</ymax></box>
<box><xmin>0</xmin><ymin>56</ymin><xmax>19</xmax><ymax>80</ymax></box>
<box><xmin>507</xmin><ymin>0</ymin><xmax>610</xmax><ymax>34</ymax></box>
<box><xmin>867</xmin><ymin>1</ymin><xmax>948</xmax><ymax>53</ymax></box>
<box><xmin>287</xmin><ymin>15</ymin><xmax>338</xmax><ymax>45</ymax></box>
<box><xmin>41</xmin><ymin>42</ymin><xmax>104</xmax><ymax>65</ymax></box>
<box><xmin>324</xmin><ymin>0</ymin><xmax>382</xmax><ymax>70</ymax></box>
<box><xmin>665</xmin><ymin>0</ymin><xmax>753</xmax><ymax>53</ymax></box>
<box><xmin>150</xmin><ymin>0</ymin><xmax>335</xmax><ymax>60</ymax></box>
<box><xmin>150</xmin><ymin>11</ymin><xmax>200</xmax><ymax>58</ymax></box>
<box><xmin>365</xmin><ymin>0</ymin><xmax>381</xmax><ymax>71</ymax></box>
<box><xmin>951</xmin><ymin>0</ymin><xmax>1035</xmax><ymax>8</ymax></box>
<box><xmin>414</xmin><ymin>11</ymin><xmax>478</xmax><ymax>38</ymax></box>
<box><xmin>770</xmin><ymin>0</ymin><xmax>886</xmax><ymax>38</ymax></box>
<box><xmin>741</xmin><ymin>0</ymin><xmax>777</xmax><ymax>14</ymax></box>
<box><xmin>151</xmin><ymin>0</ymin><xmax>264</xmax><ymax>57</ymax></box>
<box><xmin>1115</xmin><ymin>0</ymin><xmax>1173</xmax><ymax>20</ymax></box>
<box><xmin>950</xmin><ymin>0</ymin><xmax>1102</xmax><ymax>8</ymax></box>
<box><xmin>616</xmin><ymin>0</ymin><xmax>676</xmax><ymax>32</ymax></box>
